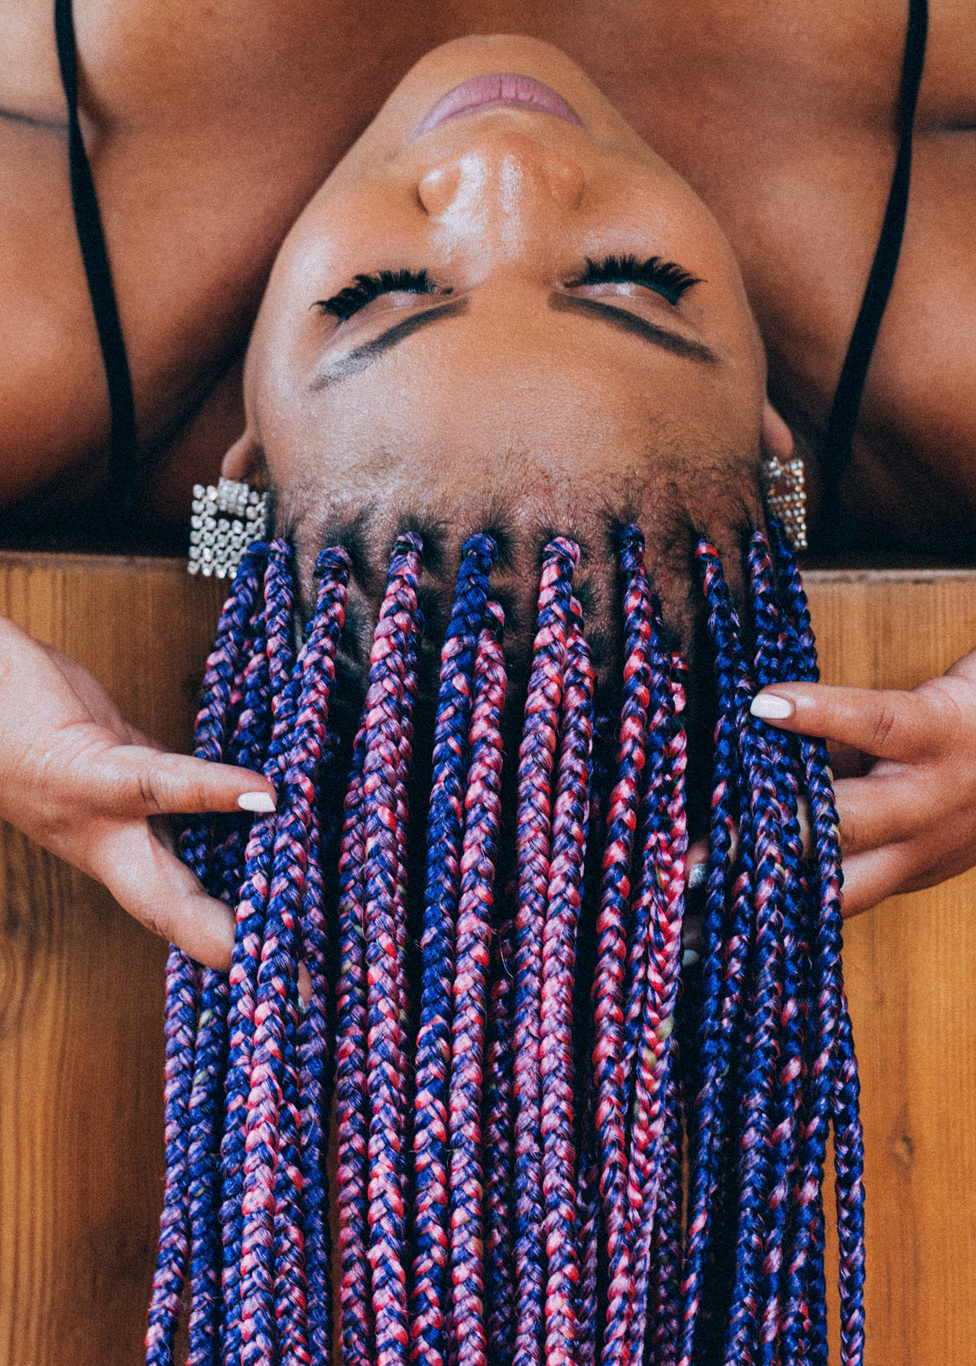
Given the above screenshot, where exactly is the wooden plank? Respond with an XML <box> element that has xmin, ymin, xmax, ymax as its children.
<box><xmin>0</xmin><ymin>553</ymin><xmax>973</xmax><ymax>1364</ymax></box>
<box><xmin>0</xmin><ymin>557</ymin><xmax>223</xmax><ymax>1366</ymax></box>
<box><xmin>804</xmin><ymin>570</ymin><xmax>976</xmax><ymax>1366</ymax></box>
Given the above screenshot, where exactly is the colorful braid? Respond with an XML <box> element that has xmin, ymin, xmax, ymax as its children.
<box><xmin>513</xmin><ymin>538</ymin><xmax>579</xmax><ymax>1366</ymax></box>
<box><xmin>413</xmin><ymin>535</ymin><xmax>497</xmax><ymax>1366</ymax></box>
<box><xmin>448</xmin><ymin>601</ymin><xmax>507</xmax><ymax>1366</ymax></box>
<box><xmin>149</xmin><ymin>521</ymin><xmax>864</xmax><ymax>1366</ymax></box>
<box><xmin>540</xmin><ymin>607</ymin><xmax>594</xmax><ymax>1366</ymax></box>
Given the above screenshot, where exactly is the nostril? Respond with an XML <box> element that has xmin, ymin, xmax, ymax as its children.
<box><xmin>541</xmin><ymin>152</ymin><xmax>584</xmax><ymax>211</ymax></box>
<box><xmin>418</xmin><ymin>161</ymin><xmax>463</xmax><ymax>217</ymax></box>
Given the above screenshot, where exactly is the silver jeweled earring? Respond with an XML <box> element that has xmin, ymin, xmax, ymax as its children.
<box><xmin>762</xmin><ymin>454</ymin><xmax>807</xmax><ymax>552</ymax></box>
<box><xmin>187</xmin><ymin>477</ymin><xmax>268</xmax><ymax>577</ymax></box>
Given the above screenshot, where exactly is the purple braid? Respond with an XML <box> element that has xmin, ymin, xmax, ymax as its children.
<box><xmin>363</xmin><ymin>533</ymin><xmax>424</xmax><ymax>1366</ymax></box>
<box><xmin>769</xmin><ymin>525</ymin><xmax>865</xmax><ymax>1366</ymax></box>
<box><xmin>448</xmin><ymin>602</ymin><xmax>508</xmax><ymax>1366</ymax></box>
<box><xmin>627</xmin><ymin>642</ymin><xmax>687</xmax><ymax>1364</ymax></box>
<box><xmin>146</xmin><ymin>542</ymin><xmax>267</xmax><ymax>1366</ymax></box>
<box><xmin>746</xmin><ymin>536</ymin><xmax>808</xmax><ymax>1363</ymax></box>
<box><xmin>218</xmin><ymin>595</ymin><xmax>282</xmax><ymax>1364</ymax></box>
<box><xmin>334</xmin><ymin>725</ymin><xmax>373</xmax><ymax>1366</ymax></box>
<box><xmin>483</xmin><ymin>892</ymin><xmax>517</xmax><ymax>1366</ymax></box>
<box><xmin>592</xmin><ymin>527</ymin><xmax>653</xmax><ymax>1366</ymax></box>
<box><xmin>696</xmin><ymin>540</ymin><xmax>790</xmax><ymax>1366</ymax></box>
<box><xmin>413</xmin><ymin>534</ymin><xmax>498</xmax><ymax>1366</ymax></box>
<box><xmin>281</xmin><ymin>548</ymin><xmax>351</xmax><ymax>1365</ymax></box>
<box><xmin>646</xmin><ymin>1060</ymin><xmax>683</xmax><ymax>1366</ymax></box>
<box><xmin>236</xmin><ymin>541</ymin><xmax>305</xmax><ymax>1366</ymax></box>
<box><xmin>541</xmin><ymin>607</ymin><xmax>595</xmax><ymax>1366</ymax></box>
<box><xmin>513</xmin><ymin>537</ymin><xmax>580</xmax><ymax>1366</ymax></box>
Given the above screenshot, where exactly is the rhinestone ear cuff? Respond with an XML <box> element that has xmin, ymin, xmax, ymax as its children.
<box><xmin>762</xmin><ymin>455</ymin><xmax>807</xmax><ymax>551</ymax></box>
<box><xmin>187</xmin><ymin>477</ymin><xmax>268</xmax><ymax>577</ymax></box>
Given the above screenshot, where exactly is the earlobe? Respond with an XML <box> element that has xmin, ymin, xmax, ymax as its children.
<box><xmin>221</xmin><ymin>432</ymin><xmax>267</xmax><ymax>489</ymax></box>
<box><xmin>760</xmin><ymin>400</ymin><xmax>795</xmax><ymax>463</ymax></box>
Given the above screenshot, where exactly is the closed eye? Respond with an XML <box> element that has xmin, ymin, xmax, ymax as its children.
<box><xmin>314</xmin><ymin>269</ymin><xmax>447</xmax><ymax>322</ymax></box>
<box><xmin>566</xmin><ymin>254</ymin><xmax>702</xmax><ymax>306</ymax></box>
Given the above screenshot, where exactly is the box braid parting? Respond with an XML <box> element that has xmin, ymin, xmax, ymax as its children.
<box><xmin>145</xmin><ymin>521</ymin><xmax>864</xmax><ymax>1366</ymax></box>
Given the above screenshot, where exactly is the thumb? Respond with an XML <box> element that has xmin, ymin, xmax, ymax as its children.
<box><xmin>90</xmin><ymin>745</ymin><xmax>277</xmax><ymax>818</ymax></box>
<box><xmin>92</xmin><ymin>822</ymin><xmax>238</xmax><ymax>969</ymax></box>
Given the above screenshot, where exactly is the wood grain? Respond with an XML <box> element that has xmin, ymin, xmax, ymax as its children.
<box><xmin>0</xmin><ymin>553</ymin><xmax>973</xmax><ymax>1365</ymax></box>
<box><xmin>0</xmin><ymin>555</ymin><xmax>223</xmax><ymax>1366</ymax></box>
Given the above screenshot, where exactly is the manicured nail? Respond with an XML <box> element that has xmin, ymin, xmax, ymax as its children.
<box><xmin>686</xmin><ymin>861</ymin><xmax>707</xmax><ymax>892</ymax></box>
<box><xmin>238</xmin><ymin>791</ymin><xmax>276</xmax><ymax>812</ymax></box>
<box><xmin>750</xmin><ymin>693</ymin><xmax>794</xmax><ymax>720</ymax></box>
<box><xmin>682</xmin><ymin>948</ymin><xmax>701</xmax><ymax>967</ymax></box>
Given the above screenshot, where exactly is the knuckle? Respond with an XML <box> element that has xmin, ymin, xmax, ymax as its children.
<box><xmin>869</xmin><ymin>700</ymin><xmax>900</xmax><ymax>752</ymax></box>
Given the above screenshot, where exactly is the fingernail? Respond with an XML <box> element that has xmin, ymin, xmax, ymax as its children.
<box><xmin>686</xmin><ymin>861</ymin><xmax>707</xmax><ymax>892</ymax></box>
<box><xmin>750</xmin><ymin>693</ymin><xmax>794</xmax><ymax>720</ymax></box>
<box><xmin>682</xmin><ymin>948</ymin><xmax>701</xmax><ymax>967</ymax></box>
<box><xmin>238</xmin><ymin>791</ymin><xmax>276</xmax><ymax>813</ymax></box>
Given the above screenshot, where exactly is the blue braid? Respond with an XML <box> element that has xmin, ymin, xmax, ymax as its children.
<box><xmin>146</xmin><ymin>543</ymin><xmax>267</xmax><ymax>1366</ymax></box>
<box><xmin>412</xmin><ymin>534</ymin><xmax>498</xmax><ymax>1366</ymax></box>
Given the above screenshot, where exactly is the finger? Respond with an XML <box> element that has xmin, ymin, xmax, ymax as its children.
<box><xmin>91</xmin><ymin>746</ymin><xmax>277</xmax><ymax>817</ymax></box>
<box><xmin>945</xmin><ymin>645</ymin><xmax>976</xmax><ymax>684</ymax></box>
<box><xmin>92</xmin><ymin>823</ymin><xmax>236</xmax><ymax>969</ymax></box>
<box><xmin>837</xmin><ymin>842</ymin><xmax>919</xmax><ymax>917</ymax></box>
<box><xmin>832</xmin><ymin>772</ymin><xmax>936</xmax><ymax>858</ymax></box>
<box><xmin>750</xmin><ymin>681</ymin><xmax>948</xmax><ymax>761</ymax></box>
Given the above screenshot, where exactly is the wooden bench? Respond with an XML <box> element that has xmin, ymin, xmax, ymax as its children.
<box><xmin>1</xmin><ymin>552</ymin><xmax>973</xmax><ymax>1365</ymax></box>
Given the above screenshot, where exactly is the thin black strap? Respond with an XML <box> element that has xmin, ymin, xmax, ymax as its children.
<box><xmin>819</xmin><ymin>0</ymin><xmax>928</xmax><ymax>550</ymax></box>
<box><xmin>54</xmin><ymin>0</ymin><xmax>139</xmax><ymax>518</ymax></box>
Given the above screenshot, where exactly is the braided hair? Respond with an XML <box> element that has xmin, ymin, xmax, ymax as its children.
<box><xmin>146</xmin><ymin>523</ymin><xmax>864</xmax><ymax>1366</ymax></box>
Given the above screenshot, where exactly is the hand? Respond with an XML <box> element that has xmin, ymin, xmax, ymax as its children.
<box><xmin>0</xmin><ymin>615</ymin><xmax>276</xmax><ymax>968</ymax></box>
<box><xmin>749</xmin><ymin>646</ymin><xmax>976</xmax><ymax>914</ymax></box>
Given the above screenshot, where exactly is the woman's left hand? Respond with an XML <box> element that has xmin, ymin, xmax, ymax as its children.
<box><xmin>749</xmin><ymin>645</ymin><xmax>976</xmax><ymax>915</ymax></box>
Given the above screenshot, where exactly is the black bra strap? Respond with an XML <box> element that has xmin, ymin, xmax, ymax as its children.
<box><xmin>819</xmin><ymin>0</ymin><xmax>928</xmax><ymax>550</ymax></box>
<box><xmin>54</xmin><ymin>0</ymin><xmax>139</xmax><ymax>518</ymax></box>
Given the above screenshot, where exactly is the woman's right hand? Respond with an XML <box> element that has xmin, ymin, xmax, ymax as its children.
<box><xmin>0</xmin><ymin>615</ymin><xmax>276</xmax><ymax>969</ymax></box>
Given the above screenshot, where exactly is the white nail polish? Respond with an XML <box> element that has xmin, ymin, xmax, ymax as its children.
<box><xmin>683</xmin><ymin>948</ymin><xmax>701</xmax><ymax>967</ymax></box>
<box><xmin>750</xmin><ymin>693</ymin><xmax>793</xmax><ymax>720</ymax></box>
<box><xmin>238</xmin><ymin>791</ymin><xmax>276</xmax><ymax>813</ymax></box>
<box><xmin>686</xmin><ymin>861</ymin><xmax>707</xmax><ymax>891</ymax></box>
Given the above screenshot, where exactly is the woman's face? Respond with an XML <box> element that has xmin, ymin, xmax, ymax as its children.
<box><xmin>233</xmin><ymin>35</ymin><xmax>776</xmax><ymax>644</ymax></box>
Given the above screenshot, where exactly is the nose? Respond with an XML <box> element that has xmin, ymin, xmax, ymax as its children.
<box><xmin>418</xmin><ymin>133</ymin><xmax>585</xmax><ymax>232</ymax></box>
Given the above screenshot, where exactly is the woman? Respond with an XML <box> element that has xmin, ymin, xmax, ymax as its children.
<box><xmin>1</xmin><ymin>30</ymin><xmax>975</xmax><ymax>969</ymax></box>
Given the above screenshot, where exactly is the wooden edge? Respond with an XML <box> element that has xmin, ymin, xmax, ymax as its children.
<box><xmin>0</xmin><ymin>551</ymin><xmax>192</xmax><ymax>574</ymax></box>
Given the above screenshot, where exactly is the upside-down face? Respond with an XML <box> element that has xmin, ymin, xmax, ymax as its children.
<box><xmin>227</xmin><ymin>34</ymin><xmax>790</xmax><ymax>683</ymax></box>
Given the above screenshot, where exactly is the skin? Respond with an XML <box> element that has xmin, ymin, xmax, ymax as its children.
<box><xmin>0</xmin><ymin>31</ymin><xmax>974</xmax><ymax>964</ymax></box>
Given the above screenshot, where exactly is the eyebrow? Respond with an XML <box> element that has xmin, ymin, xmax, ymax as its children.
<box><xmin>309</xmin><ymin>285</ymin><xmax>718</xmax><ymax>390</ymax></box>
<box><xmin>310</xmin><ymin>298</ymin><xmax>470</xmax><ymax>389</ymax></box>
<box><xmin>549</xmin><ymin>292</ymin><xmax>719</xmax><ymax>364</ymax></box>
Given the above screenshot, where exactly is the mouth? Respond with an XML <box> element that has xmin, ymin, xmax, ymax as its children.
<box><xmin>412</xmin><ymin>72</ymin><xmax>583</xmax><ymax>141</ymax></box>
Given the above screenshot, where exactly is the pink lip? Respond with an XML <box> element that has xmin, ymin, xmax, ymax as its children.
<box><xmin>412</xmin><ymin>73</ymin><xmax>583</xmax><ymax>141</ymax></box>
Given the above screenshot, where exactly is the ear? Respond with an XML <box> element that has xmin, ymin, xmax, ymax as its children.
<box><xmin>760</xmin><ymin>401</ymin><xmax>795</xmax><ymax>463</ymax></box>
<box><xmin>221</xmin><ymin>431</ymin><xmax>267</xmax><ymax>489</ymax></box>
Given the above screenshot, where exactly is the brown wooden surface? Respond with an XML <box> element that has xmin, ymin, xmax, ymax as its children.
<box><xmin>0</xmin><ymin>553</ymin><xmax>973</xmax><ymax>1365</ymax></box>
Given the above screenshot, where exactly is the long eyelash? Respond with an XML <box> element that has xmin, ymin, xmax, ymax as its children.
<box><xmin>316</xmin><ymin>269</ymin><xmax>442</xmax><ymax>322</ymax></box>
<box><xmin>570</xmin><ymin>255</ymin><xmax>702</xmax><ymax>306</ymax></box>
